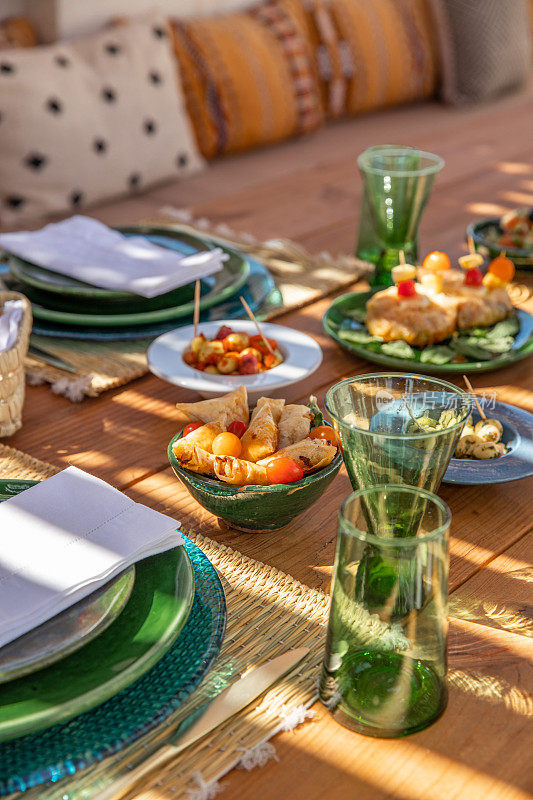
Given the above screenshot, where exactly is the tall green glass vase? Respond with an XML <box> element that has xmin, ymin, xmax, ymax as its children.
<box><xmin>356</xmin><ymin>146</ymin><xmax>444</xmax><ymax>287</ymax></box>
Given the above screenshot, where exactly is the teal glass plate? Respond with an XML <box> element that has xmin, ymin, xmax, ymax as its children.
<box><xmin>8</xmin><ymin>226</ymin><xmax>249</xmax><ymax>324</ymax></box>
<box><xmin>468</xmin><ymin>218</ymin><xmax>533</xmax><ymax>270</ymax></box>
<box><xmin>0</xmin><ymin>480</ymin><xmax>194</xmax><ymax>742</ymax></box>
<box><xmin>0</xmin><ymin>535</ymin><xmax>225</xmax><ymax>796</ymax></box>
<box><xmin>323</xmin><ymin>290</ymin><xmax>533</xmax><ymax>374</ymax></box>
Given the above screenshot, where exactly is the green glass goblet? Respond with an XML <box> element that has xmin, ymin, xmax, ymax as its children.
<box><xmin>319</xmin><ymin>485</ymin><xmax>451</xmax><ymax>737</ymax></box>
<box><xmin>356</xmin><ymin>146</ymin><xmax>444</xmax><ymax>287</ymax></box>
<box><xmin>325</xmin><ymin>373</ymin><xmax>472</xmax><ymax>499</ymax></box>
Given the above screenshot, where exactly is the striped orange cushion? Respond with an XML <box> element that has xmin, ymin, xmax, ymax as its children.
<box><xmin>170</xmin><ymin>0</ymin><xmax>323</xmax><ymax>159</ymax></box>
<box><xmin>0</xmin><ymin>17</ymin><xmax>38</xmax><ymax>49</ymax></box>
<box><xmin>304</xmin><ymin>0</ymin><xmax>439</xmax><ymax>118</ymax></box>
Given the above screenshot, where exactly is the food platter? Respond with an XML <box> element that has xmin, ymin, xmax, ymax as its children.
<box><xmin>323</xmin><ymin>290</ymin><xmax>533</xmax><ymax>374</ymax></box>
<box><xmin>443</xmin><ymin>400</ymin><xmax>533</xmax><ymax>485</ymax></box>
<box><xmin>468</xmin><ymin>218</ymin><xmax>533</xmax><ymax>269</ymax></box>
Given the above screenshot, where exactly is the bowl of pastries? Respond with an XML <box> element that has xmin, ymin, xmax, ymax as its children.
<box><xmin>168</xmin><ymin>386</ymin><xmax>342</xmax><ymax>531</ymax></box>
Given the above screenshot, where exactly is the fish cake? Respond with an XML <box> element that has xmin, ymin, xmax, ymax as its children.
<box><xmin>366</xmin><ymin>286</ymin><xmax>456</xmax><ymax>346</ymax></box>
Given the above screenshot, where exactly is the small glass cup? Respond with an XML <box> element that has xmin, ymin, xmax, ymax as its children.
<box><xmin>326</xmin><ymin>373</ymin><xmax>472</xmax><ymax>495</ymax></box>
<box><xmin>356</xmin><ymin>146</ymin><xmax>444</xmax><ymax>286</ymax></box>
<box><xmin>319</xmin><ymin>485</ymin><xmax>450</xmax><ymax>737</ymax></box>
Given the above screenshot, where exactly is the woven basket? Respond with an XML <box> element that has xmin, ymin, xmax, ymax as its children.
<box><xmin>0</xmin><ymin>291</ymin><xmax>32</xmax><ymax>438</ymax></box>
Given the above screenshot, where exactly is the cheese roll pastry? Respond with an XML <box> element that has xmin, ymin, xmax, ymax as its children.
<box><xmin>366</xmin><ymin>285</ymin><xmax>456</xmax><ymax>346</ymax></box>
<box><xmin>176</xmin><ymin>385</ymin><xmax>249</xmax><ymax>426</ymax></box>
<box><xmin>214</xmin><ymin>455</ymin><xmax>270</xmax><ymax>486</ymax></box>
<box><xmin>240</xmin><ymin>398</ymin><xmax>283</xmax><ymax>462</ymax></box>
<box><xmin>172</xmin><ymin>440</ymin><xmax>216</xmax><ymax>477</ymax></box>
<box><xmin>173</xmin><ymin>422</ymin><xmax>224</xmax><ymax>457</ymax></box>
<box><xmin>277</xmin><ymin>404</ymin><xmax>313</xmax><ymax>449</ymax></box>
<box><xmin>258</xmin><ymin>437</ymin><xmax>336</xmax><ymax>473</ymax></box>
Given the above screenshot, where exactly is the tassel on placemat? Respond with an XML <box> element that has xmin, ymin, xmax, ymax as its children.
<box><xmin>278</xmin><ymin>703</ymin><xmax>316</xmax><ymax>731</ymax></box>
<box><xmin>237</xmin><ymin>741</ymin><xmax>279</xmax><ymax>771</ymax></box>
<box><xmin>186</xmin><ymin>771</ymin><xmax>224</xmax><ymax>800</ymax></box>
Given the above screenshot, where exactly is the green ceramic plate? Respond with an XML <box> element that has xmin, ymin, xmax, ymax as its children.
<box><xmin>468</xmin><ymin>218</ymin><xmax>533</xmax><ymax>269</ymax></box>
<box><xmin>323</xmin><ymin>290</ymin><xmax>533</xmax><ymax>374</ymax></box>
<box><xmin>8</xmin><ymin>227</ymin><xmax>250</xmax><ymax>325</ymax></box>
<box><xmin>0</xmin><ymin>481</ymin><xmax>194</xmax><ymax>741</ymax></box>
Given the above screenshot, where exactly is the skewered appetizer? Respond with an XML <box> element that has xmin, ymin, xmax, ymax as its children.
<box><xmin>172</xmin><ymin>386</ymin><xmax>338</xmax><ymax>486</ymax></box>
<box><xmin>418</xmin><ymin>250</ymin><xmax>515</xmax><ymax>329</ymax></box>
<box><xmin>410</xmin><ymin>409</ymin><xmax>508</xmax><ymax>459</ymax></box>
<box><xmin>183</xmin><ymin>325</ymin><xmax>283</xmax><ymax>376</ymax></box>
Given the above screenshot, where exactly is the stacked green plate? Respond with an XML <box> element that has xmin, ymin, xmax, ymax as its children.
<box><xmin>7</xmin><ymin>226</ymin><xmax>250</xmax><ymax>330</ymax></box>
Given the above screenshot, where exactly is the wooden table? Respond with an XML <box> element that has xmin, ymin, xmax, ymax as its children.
<box><xmin>10</xmin><ymin>90</ymin><xmax>533</xmax><ymax>799</ymax></box>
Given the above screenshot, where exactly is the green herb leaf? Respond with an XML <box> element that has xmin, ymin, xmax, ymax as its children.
<box><xmin>485</xmin><ymin>315</ymin><xmax>520</xmax><ymax>340</ymax></box>
<box><xmin>420</xmin><ymin>345</ymin><xmax>455</xmax><ymax>365</ymax></box>
<box><xmin>381</xmin><ymin>341</ymin><xmax>416</xmax><ymax>359</ymax></box>
<box><xmin>338</xmin><ymin>329</ymin><xmax>377</xmax><ymax>345</ymax></box>
<box><xmin>450</xmin><ymin>338</ymin><xmax>494</xmax><ymax>361</ymax></box>
<box><xmin>471</xmin><ymin>336</ymin><xmax>515</xmax><ymax>354</ymax></box>
<box><xmin>343</xmin><ymin>307</ymin><xmax>367</xmax><ymax>323</ymax></box>
<box><xmin>308</xmin><ymin>395</ymin><xmax>323</xmax><ymax>428</ymax></box>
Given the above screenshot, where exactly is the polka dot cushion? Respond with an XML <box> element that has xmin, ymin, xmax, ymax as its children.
<box><xmin>0</xmin><ymin>16</ymin><xmax>203</xmax><ymax>227</ymax></box>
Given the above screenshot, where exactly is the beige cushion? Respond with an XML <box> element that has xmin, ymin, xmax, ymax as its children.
<box><xmin>430</xmin><ymin>0</ymin><xmax>531</xmax><ymax>105</ymax></box>
<box><xmin>0</xmin><ymin>16</ymin><xmax>203</xmax><ymax>227</ymax></box>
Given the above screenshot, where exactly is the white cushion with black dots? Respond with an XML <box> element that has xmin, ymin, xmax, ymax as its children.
<box><xmin>0</xmin><ymin>15</ymin><xmax>204</xmax><ymax>227</ymax></box>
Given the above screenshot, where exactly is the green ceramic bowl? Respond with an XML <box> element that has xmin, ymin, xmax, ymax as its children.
<box><xmin>168</xmin><ymin>428</ymin><xmax>342</xmax><ymax>532</ymax></box>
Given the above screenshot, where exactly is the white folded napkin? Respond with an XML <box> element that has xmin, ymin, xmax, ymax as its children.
<box><xmin>0</xmin><ymin>466</ymin><xmax>183</xmax><ymax>649</ymax></box>
<box><xmin>0</xmin><ymin>216</ymin><xmax>227</xmax><ymax>299</ymax></box>
<box><xmin>0</xmin><ymin>300</ymin><xmax>24</xmax><ymax>353</ymax></box>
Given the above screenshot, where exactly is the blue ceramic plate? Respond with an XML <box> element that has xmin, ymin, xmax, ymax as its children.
<box><xmin>30</xmin><ymin>256</ymin><xmax>279</xmax><ymax>340</ymax></box>
<box><xmin>443</xmin><ymin>399</ymin><xmax>533</xmax><ymax>485</ymax></box>
<box><xmin>468</xmin><ymin>218</ymin><xmax>533</xmax><ymax>270</ymax></box>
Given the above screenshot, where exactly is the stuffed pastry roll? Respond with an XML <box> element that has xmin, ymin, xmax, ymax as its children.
<box><xmin>172</xmin><ymin>441</ymin><xmax>216</xmax><ymax>476</ymax></box>
<box><xmin>214</xmin><ymin>455</ymin><xmax>270</xmax><ymax>486</ymax></box>
<box><xmin>277</xmin><ymin>404</ymin><xmax>313</xmax><ymax>449</ymax></box>
<box><xmin>175</xmin><ymin>422</ymin><xmax>224</xmax><ymax>454</ymax></box>
<box><xmin>240</xmin><ymin>399</ymin><xmax>282</xmax><ymax>462</ymax></box>
<box><xmin>175</xmin><ymin>385</ymin><xmax>249</xmax><ymax>426</ymax></box>
<box><xmin>258</xmin><ymin>437</ymin><xmax>336</xmax><ymax>472</ymax></box>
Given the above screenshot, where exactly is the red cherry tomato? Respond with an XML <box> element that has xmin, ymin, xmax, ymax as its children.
<box><xmin>309</xmin><ymin>425</ymin><xmax>338</xmax><ymax>447</ymax></box>
<box><xmin>238</xmin><ymin>353</ymin><xmax>260</xmax><ymax>374</ymax></box>
<box><xmin>422</xmin><ymin>251</ymin><xmax>451</xmax><ymax>272</ymax></box>
<box><xmin>215</xmin><ymin>325</ymin><xmax>234</xmax><ymax>341</ymax></box>
<box><xmin>464</xmin><ymin>267</ymin><xmax>483</xmax><ymax>287</ymax></box>
<box><xmin>228</xmin><ymin>420</ymin><xmax>248</xmax><ymax>438</ymax></box>
<box><xmin>183</xmin><ymin>422</ymin><xmax>203</xmax><ymax>437</ymax></box>
<box><xmin>266</xmin><ymin>457</ymin><xmax>304</xmax><ymax>485</ymax></box>
<box><xmin>397</xmin><ymin>279</ymin><xmax>416</xmax><ymax>298</ymax></box>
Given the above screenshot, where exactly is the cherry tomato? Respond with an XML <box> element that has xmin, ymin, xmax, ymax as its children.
<box><xmin>266</xmin><ymin>457</ymin><xmax>304</xmax><ymax>485</ymax></box>
<box><xmin>238</xmin><ymin>354</ymin><xmax>260</xmax><ymax>374</ymax></box>
<box><xmin>488</xmin><ymin>255</ymin><xmax>515</xmax><ymax>283</ymax></box>
<box><xmin>215</xmin><ymin>325</ymin><xmax>234</xmax><ymax>341</ymax></box>
<box><xmin>212</xmin><ymin>432</ymin><xmax>242</xmax><ymax>457</ymax></box>
<box><xmin>422</xmin><ymin>251</ymin><xmax>451</xmax><ymax>272</ymax></box>
<box><xmin>183</xmin><ymin>422</ymin><xmax>203</xmax><ymax>437</ymax></box>
<box><xmin>397</xmin><ymin>279</ymin><xmax>416</xmax><ymax>298</ymax></box>
<box><xmin>309</xmin><ymin>425</ymin><xmax>338</xmax><ymax>446</ymax></box>
<box><xmin>228</xmin><ymin>420</ymin><xmax>248</xmax><ymax>438</ymax></box>
<box><xmin>263</xmin><ymin>352</ymin><xmax>281</xmax><ymax>369</ymax></box>
<box><xmin>464</xmin><ymin>267</ymin><xmax>483</xmax><ymax>287</ymax></box>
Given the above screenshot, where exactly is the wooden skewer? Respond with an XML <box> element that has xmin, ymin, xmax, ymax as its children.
<box><xmin>239</xmin><ymin>296</ymin><xmax>276</xmax><ymax>357</ymax></box>
<box><xmin>463</xmin><ymin>375</ymin><xmax>486</xmax><ymax>419</ymax></box>
<box><xmin>399</xmin><ymin>250</ymin><xmax>406</xmax><ymax>266</ymax></box>
<box><xmin>193</xmin><ymin>279</ymin><xmax>201</xmax><ymax>339</ymax></box>
<box><xmin>467</xmin><ymin>235</ymin><xmax>475</xmax><ymax>255</ymax></box>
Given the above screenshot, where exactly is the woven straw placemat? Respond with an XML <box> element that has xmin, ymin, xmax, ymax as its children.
<box><xmin>24</xmin><ymin>215</ymin><xmax>370</xmax><ymax>401</ymax></box>
<box><xmin>0</xmin><ymin>445</ymin><xmax>329</xmax><ymax>800</ymax></box>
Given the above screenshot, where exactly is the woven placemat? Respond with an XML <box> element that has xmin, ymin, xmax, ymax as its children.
<box><xmin>0</xmin><ymin>446</ymin><xmax>329</xmax><ymax>800</ymax></box>
<box><xmin>24</xmin><ymin>215</ymin><xmax>370</xmax><ymax>401</ymax></box>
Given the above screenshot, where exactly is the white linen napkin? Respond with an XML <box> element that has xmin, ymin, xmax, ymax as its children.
<box><xmin>0</xmin><ymin>300</ymin><xmax>24</xmax><ymax>353</ymax></box>
<box><xmin>0</xmin><ymin>216</ymin><xmax>227</xmax><ymax>298</ymax></box>
<box><xmin>0</xmin><ymin>466</ymin><xmax>183</xmax><ymax>649</ymax></box>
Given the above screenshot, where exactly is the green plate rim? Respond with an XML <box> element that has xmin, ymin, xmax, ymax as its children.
<box><xmin>323</xmin><ymin>290</ymin><xmax>533</xmax><ymax>374</ymax></box>
<box><xmin>0</xmin><ymin>479</ymin><xmax>195</xmax><ymax>741</ymax></box>
<box><xmin>8</xmin><ymin>226</ymin><xmax>250</xmax><ymax>325</ymax></box>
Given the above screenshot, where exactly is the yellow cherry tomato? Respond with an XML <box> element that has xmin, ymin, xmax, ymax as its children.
<box><xmin>422</xmin><ymin>251</ymin><xmax>451</xmax><ymax>272</ymax></box>
<box><xmin>212</xmin><ymin>432</ymin><xmax>242</xmax><ymax>457</ymax></box>
<box><xmin>488</xmin><ymin>255</ymin><xmax>515</xmax><ymax>283</ymax></box>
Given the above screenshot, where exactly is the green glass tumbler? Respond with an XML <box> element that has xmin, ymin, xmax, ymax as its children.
<box><xmin>325</xmin><ymin>373</ymin><xmax>472</xmax><ymax>496</ymax></box>
<box><xmin>356</xmin><ymin>146</ymin><xmax>444</xmax><ymax>287</ymax></box>
<box><xmin>319</xmin><ymin>485</ymin><xmax>451</xmax><ymax>737</ymax></box>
